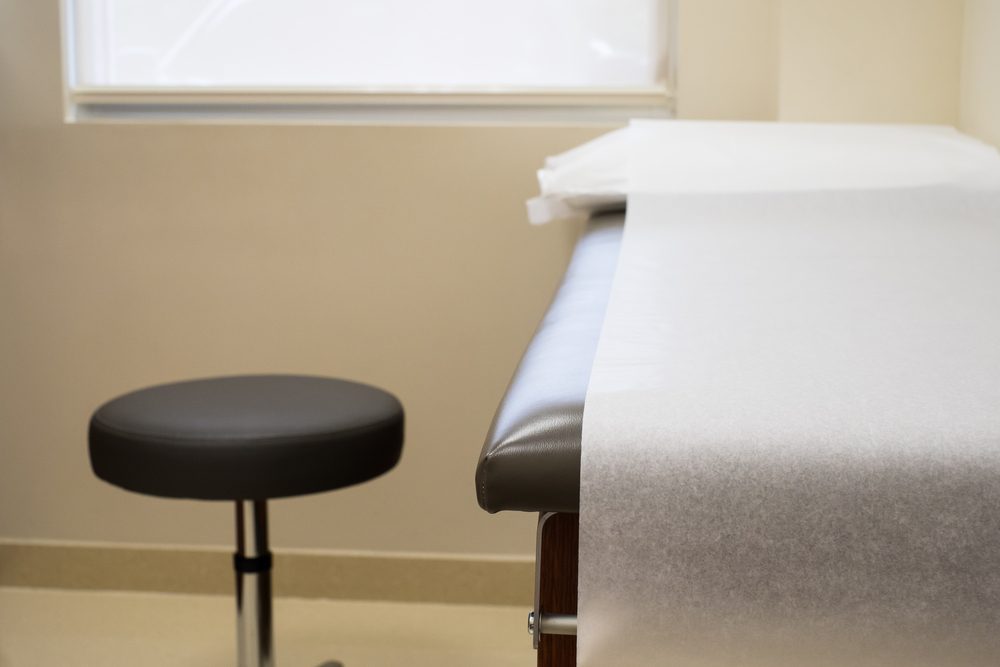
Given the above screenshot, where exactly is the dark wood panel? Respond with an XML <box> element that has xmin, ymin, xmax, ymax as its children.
<box><xmin>537</xmin><ymin>512</ymin><xmax>579</xmax><ymax>667</ymax></box>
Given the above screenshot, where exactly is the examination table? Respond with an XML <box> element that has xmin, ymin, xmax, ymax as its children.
<box><xmin>477</xmin><ymin>121</ymin><xmax>1000</xmax><ymax>667</ymax></box>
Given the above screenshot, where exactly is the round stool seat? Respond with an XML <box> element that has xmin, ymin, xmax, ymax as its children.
<box><xmin>89</xmin><ymin>375</ymin><xmax>404</xmax><ymax>500</ymax></box>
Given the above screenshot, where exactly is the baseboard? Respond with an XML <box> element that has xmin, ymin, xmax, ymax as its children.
<box><xmin>0</xmin><ymin>541</ymin><xmax>533</xmax><ymax>607</ymax></box>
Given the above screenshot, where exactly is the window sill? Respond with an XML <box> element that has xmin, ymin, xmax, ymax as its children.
<box><xmin>64</xmin><ymin>87</ymin><xmax>676</xmax><ymax>126</ymax></box>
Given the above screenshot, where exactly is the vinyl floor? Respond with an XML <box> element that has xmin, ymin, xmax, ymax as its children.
<box><xmin>0</xmin><ymin>586</ymin><xmax>534</xmax><ymax>666</ymax></box>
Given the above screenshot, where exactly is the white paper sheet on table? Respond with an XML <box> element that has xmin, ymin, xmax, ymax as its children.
<box><xmin>577</xmin><ymin>121</ymin><xmax>1000</xmax><ymax>666</ymax></box>
<box><xmin>626</xmin><ymin>120</ymin><xmax>1000</xmax><ymax>193</ymax></box>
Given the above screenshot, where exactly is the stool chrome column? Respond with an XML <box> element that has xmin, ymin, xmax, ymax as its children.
<box><xmin>236</xmin><ymin>500</ymin><xmax>273</xmax><ymax>667</ymax></box>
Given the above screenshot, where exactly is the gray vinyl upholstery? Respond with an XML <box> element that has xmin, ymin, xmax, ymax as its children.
<box><xmin>90</xmin><ymin>375</ymin><xmax>404</xmax><ymax>500</ymax></box>
<box><xmin>476</xmin><ymin>212</ymin><xmax>624</xmax><ymax>513</ymax></box>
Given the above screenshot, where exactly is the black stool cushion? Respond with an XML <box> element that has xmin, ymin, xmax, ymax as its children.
<box><xmin>89</xmin><ymin>375</ymin><xmax>404</xmax><ymax>500</ymax></box>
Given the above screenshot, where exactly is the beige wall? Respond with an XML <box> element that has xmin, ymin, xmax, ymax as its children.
<box><xmin>0</xmin><ymin>1</ymin><xmax>601</xmax><ymax>557</ymax></box>
<box><xmin>676</xmin><ymin>0</ymin><xmax>780</xmax><ymax>120</ymax></box>
<box><xmin>0</xmin><ymin>0</ymin><xmax>973</xmax><ymax>559</ymax></box>
<box><xmin>778</xmin><ymin>0</ymin><xmax>965</xmax><ymax>123</ymax></box>
<box><xmin>960</xmin><ymin>0</ymin><xmax>1000</xmax><ymax>147</ymax></box>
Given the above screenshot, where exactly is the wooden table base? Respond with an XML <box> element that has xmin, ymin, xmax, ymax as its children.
<box><xmin>537</xmin><ymin>513</ymin><xmax>579</xmax><ymax>667</ymax></box>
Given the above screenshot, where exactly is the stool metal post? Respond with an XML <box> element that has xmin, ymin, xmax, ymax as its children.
<box><xmin>235</xmin><ymin>500</ymin><xmax>274</xmax><ymax>667</ymax></box>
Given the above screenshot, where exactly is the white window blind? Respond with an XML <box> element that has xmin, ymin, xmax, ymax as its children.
<box><xmin>62</xmin><ymin>0</ymin><xmax>676</xmax><ymax>123</ymax></box>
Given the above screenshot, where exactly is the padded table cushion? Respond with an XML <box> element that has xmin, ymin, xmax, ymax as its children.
<box><xmin>476</xmin><ymin>213</ymin><xmax>623</xmax><ymax>513</ymax></box>
<box><xmin>90</xmin><ymin>375</ymin><xmax>404</xmax><ymax>500</ymax></box>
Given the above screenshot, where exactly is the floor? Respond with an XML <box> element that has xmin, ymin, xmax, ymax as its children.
<box><xmin>0</xmin><ymin>587</ymin><xmax>534</xmax><ymax>666</ymax></box>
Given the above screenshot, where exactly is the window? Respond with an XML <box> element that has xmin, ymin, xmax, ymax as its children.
<box><xmin>61</xmin><ymin>0</ymin><xmax>677</xmax><ymax>123</ymax></box>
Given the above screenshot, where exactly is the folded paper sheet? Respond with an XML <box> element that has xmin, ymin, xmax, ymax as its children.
<box><xmin>527</xmin><ymin>120</ymin><xmax>1000</xmax><ymax>223</ymax></box>
<box><xmin>578</xmin><ymin>122</ymin><xmax>1000</xmax><ymax>666</ymax></box>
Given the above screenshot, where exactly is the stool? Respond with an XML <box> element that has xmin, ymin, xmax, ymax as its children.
<box><xmin>88</xmin><ymin>374</ymin><xmax>404</xmax><ymax>667</ymax></box>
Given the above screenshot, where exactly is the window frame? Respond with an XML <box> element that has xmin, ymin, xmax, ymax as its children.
<box><xmin>59</xmin><ymin>0</ymin><xmax>678</xmax><ymax>125</ymax></box>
